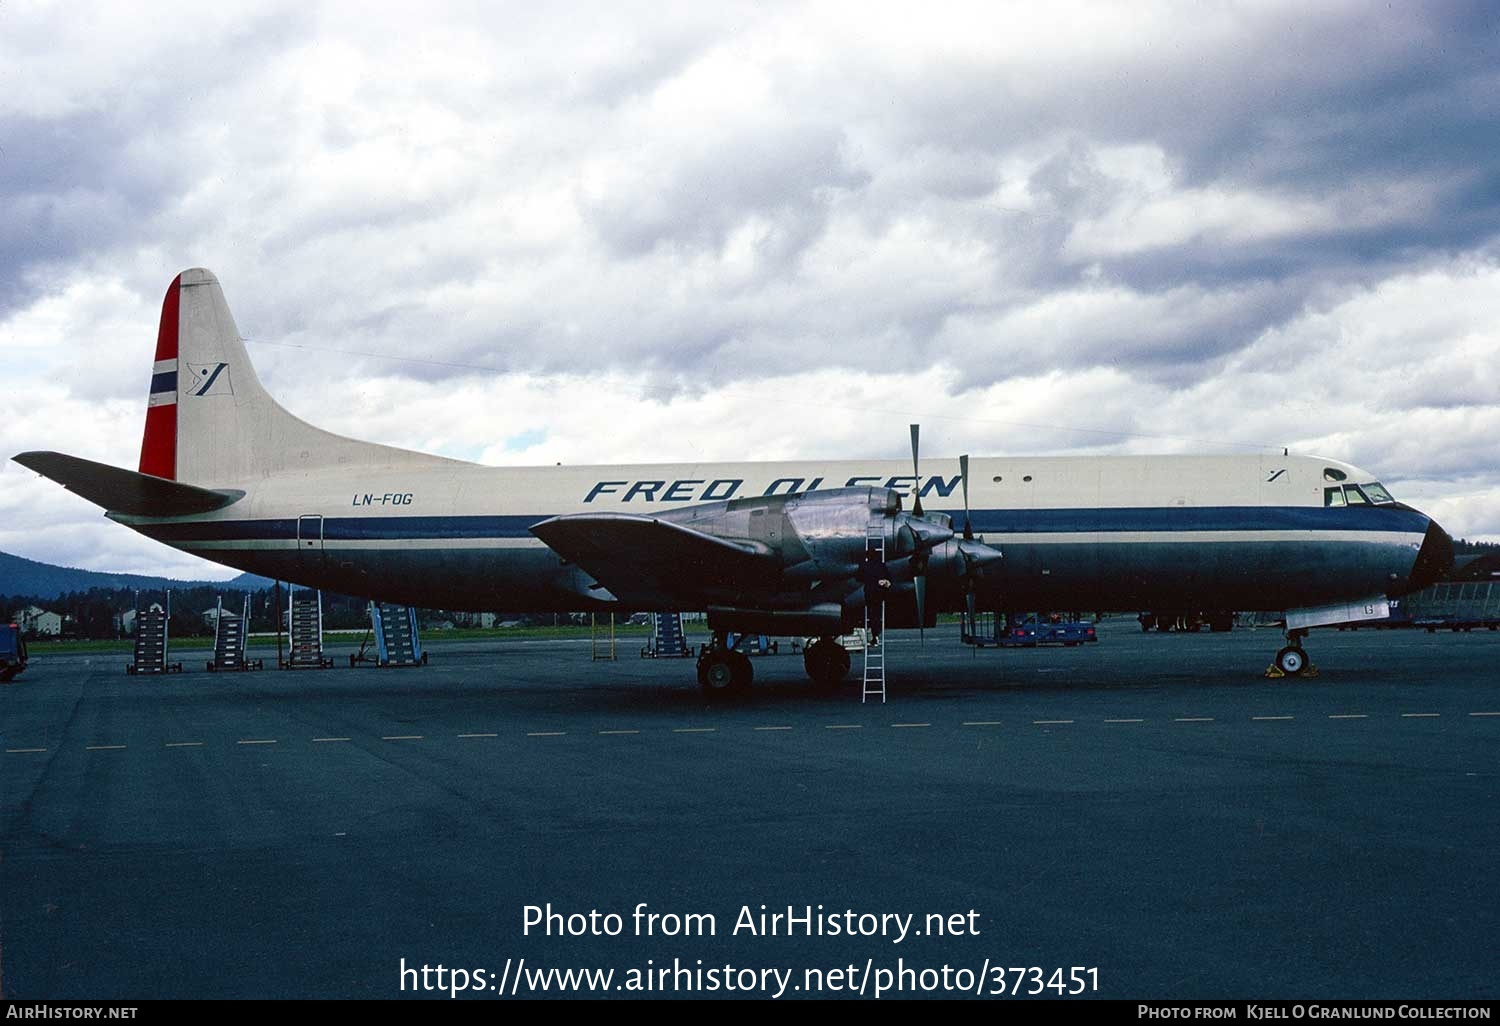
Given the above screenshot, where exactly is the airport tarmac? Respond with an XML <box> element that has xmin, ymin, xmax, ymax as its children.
<box><xmin>1</xmin><ymin>619</ymin><xmax>1496</xmax><ymax>1000</ymax></box>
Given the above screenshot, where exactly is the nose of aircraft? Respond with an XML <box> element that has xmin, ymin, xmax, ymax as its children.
<box><xmin>1403</xmin><ymin>517</ymin><xmax>1455</xmax><ymax>595</ymax></box>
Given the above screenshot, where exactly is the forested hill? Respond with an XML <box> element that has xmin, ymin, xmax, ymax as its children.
<box><xmin>0</xmin><ymin>550</ymin><xmax>271</xmax><ymax>603</ymax></box>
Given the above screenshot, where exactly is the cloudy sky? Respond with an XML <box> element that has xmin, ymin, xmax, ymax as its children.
<box><xmin>2</xmin><ymin>0</ymin><xmax>1497</xmax><ymax>580</ymax></box>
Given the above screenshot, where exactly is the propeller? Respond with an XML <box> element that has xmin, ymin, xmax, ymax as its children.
<box><xmin>960</xmin><ymin>453</ymin><xmax>973</xmax><ymax>541</ymax></box>
<box><xmin>959</xmin><ymin>453</ymin><xmax>977</xmax><ymax>622</ymax></box>
<box><xmin>909</xmin><ymin>423</ymin><xmax>926</xmax><ymax>640</ymax></box>
<box><xmin>909</xmin><ymin>423</ymin><xmax>924</xmax><ymax>518</ymax></box>
<box><xmin>954</xmin><ymin>453</ymin><xmax>1003</xmax><ymax>626</ymax></box>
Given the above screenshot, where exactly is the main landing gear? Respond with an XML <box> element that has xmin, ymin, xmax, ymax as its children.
<box><xmin>696</xmin><ymin>633</ymin><xmax>854</xmax><ymax>697</ymax></box>
<box><xmin>803</xmin><ymin>637</ymin><xmax>851</xmax><ymax>689</ymax></box>
<box><xmin>697</xmin><ymin>632</ymin><xmax>753</xmax><ymax>698</ymax></box>
<box><xmin>1266</xmin><ymin>629</ymin><xmax>1319</xmax><ymax>679</ymax></box>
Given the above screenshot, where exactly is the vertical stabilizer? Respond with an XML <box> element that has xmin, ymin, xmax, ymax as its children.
<box><xmin>135</xmin><ymin>269</ymin><xmax>460</xmax><ymax>486</ymax></box>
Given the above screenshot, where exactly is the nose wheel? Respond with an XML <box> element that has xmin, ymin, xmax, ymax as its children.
<box><xmin>1266</xmin><ymin>630</ymin><xmax>1318</xmax><ymax>679</ymax></box>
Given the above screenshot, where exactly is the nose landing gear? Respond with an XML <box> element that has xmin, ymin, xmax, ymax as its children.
<box><xmin>1266</xmin><ymin>629</ymin><xmax>1319</xmax><ymax>679</ymax></box>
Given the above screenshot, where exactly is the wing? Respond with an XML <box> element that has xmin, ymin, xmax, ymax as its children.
<box><xmin>12</xmin><ymin>451</ymin><xmax>244</xmax><ymax>516</ymax></box>
<box><xmin>530</xmin><ymin>513</ymin><xmax>780</xmax><ymax>602</ymax></box>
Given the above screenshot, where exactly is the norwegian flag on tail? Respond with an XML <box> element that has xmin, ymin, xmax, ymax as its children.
<box><xmin>138</xmin><ymin>274</ymin><xmax>181</xmax><ymax>480</ymax></box>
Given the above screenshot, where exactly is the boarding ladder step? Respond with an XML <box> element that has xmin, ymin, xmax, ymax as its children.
<box><xmin>862</xmin><ymin>527</ymin><xmax>886</xmax><ymax>704</ymax></box>
<box><xmin>284</xmin><ymin>587</ymin><xmax>332</xmax><ymax>669</ymax></box>
<box><xmin>369</xmin><ymin>602</ymin><xmax>424</xmax><ymax>666</ymax></box>
<box><xmin>651</xmin><ymin>612</ymin><xmax>690</xmax><ymax>657</ymax></box>
<box><xmin>127</xmin><ymin>590</ymin><xmax>182</xmax><ymax>675</ymax></box>
<box><xmin>209</xmin><ymin>594</ymin><xmax>262</xmax><ymax>671</ymax></box>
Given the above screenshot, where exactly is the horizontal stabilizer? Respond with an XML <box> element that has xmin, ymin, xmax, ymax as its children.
<box><xmin>12</xmin><ymin>451</ymin><xmax>244</xmax><ymax>516</ymax></box>
<box><xmin>531</xmin><ymin>513</ymin><xmax>779</xmax><ymax>599</ymax></box>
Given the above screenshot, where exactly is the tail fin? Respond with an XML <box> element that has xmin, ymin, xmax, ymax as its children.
<box><xmin>137</xmin><ymin>269</ymin><xmax>459</xmax><ymax>486</ymax></box>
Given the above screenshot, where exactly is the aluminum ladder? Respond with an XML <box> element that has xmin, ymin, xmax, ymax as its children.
<box><xmin>283</xmin><ymin>586</ymin><xmax>333</xmax><ymax>669</ymax></box>
<box><xmin>127</xmin><ymin>590</ymin><xmax>182</xmax><ymax>675</ymax></box>
<box><xmin>862</xmin><ymin>528</ymin><xmax>886</xmax><ymax>703</ymax></box>
<box><xmin>209</xmin><ymin>593</ymin><xmax>262</xmax><ymax>671</ymax></box>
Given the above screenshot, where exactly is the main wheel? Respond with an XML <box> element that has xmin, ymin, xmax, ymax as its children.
<box><xmin>1274</xmin><ymin>645</ymin><xmax>1307</xmax><ymax>676</ymax></box>
<box><xmin>803</xmin><ymin>639</ymin><xmax>850</xmax><ymax>688</ymax></box>
<box><xmin>699</xmin><ymin>651</ymin><xmax>752</xmax><ymax>697</ymax></box>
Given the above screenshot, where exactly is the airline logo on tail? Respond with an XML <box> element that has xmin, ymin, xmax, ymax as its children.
<box><xmin>186</xmin><ymin>361</ymin><xmax>232</xmax><ymax>397</ymax></box>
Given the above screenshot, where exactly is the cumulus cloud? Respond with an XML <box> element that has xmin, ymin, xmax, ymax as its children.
<box><xmin>2</xmin><ymin>0</ymin><xmax>1498</xmax><ymax>577</ymax></box>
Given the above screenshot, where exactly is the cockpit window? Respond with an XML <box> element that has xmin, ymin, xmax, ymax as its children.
<box><xmin>1323</xmin><ymin>467</ymin><xmax>1348</xmax><ymax>482</ymax></box>
<box><xmin>1361</xmin><ymin>482</ymin><xmax>1394</xmax><ymax>504</ymax></box>
<box><xmin>1343</xmin><ymin>484</ymin><xmax>1370</xmax><ymax>505</ymax></box>
<box><xmin>1324</xmin><ymin>486</ymin><xmax>1346</xmax><ymax>508</ymax></box>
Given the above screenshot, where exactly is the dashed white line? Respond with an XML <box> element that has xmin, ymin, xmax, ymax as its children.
<box><xmin>18</xmin><ymin>704</ymin><xmax>1481</xmax><ymax>758</ymax></box>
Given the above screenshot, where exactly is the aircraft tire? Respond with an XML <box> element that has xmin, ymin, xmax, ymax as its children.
<box><xmin>804</xmin><ymin>639</ymin><xmax>850</xmax><ymax>688</ymax></box>
<box><xmin>1274</xmin><ymin>645</ymin><xmax>1307</xmax><ymax>676</ymax></box>
<box><xmin>699</xmin><ymin>652</ymin><xmax>739</xmax><ymax>697</ymax></box>
<box><xmin>729</xmin><ymin>651</ymin><xmax>753</xmax><ymax>691</ymax></box>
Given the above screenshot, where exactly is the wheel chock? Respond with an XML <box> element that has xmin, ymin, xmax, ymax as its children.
<box><xmin>1304</xmin><ymin>663</ymin><xmax>1319</xmax><ymax>678</ymax></box>
<box><xmin>1264</xmin><ymin>664</ymin><xmax>1285</xmax><ymax>679</ymax></box>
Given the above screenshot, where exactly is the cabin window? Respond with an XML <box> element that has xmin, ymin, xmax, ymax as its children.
<box><xmin>1324</xmin><ymin>467</ymin><xmax>1348</xmax><ymax>482</ymax></box>
<box><xmin>1343</xmin><ymin>485</ymin><xmax>1370</xmax><ymax>505</ymax></box>
<box><xmin>1324</xmin><ymin>486</ymin><xmax>1346</xmax><ymax>507</ymax></box>
<box><xmin>1361</xmin><ymin>482</ymin><xmax>1394</xmax><ymax>504</ymax></box>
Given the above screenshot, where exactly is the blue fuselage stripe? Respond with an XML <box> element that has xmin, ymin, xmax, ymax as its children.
<box><xmin>137</xmin><ymin>505</ymin><xmax>1430</xmax><ymax>543</ymax></box>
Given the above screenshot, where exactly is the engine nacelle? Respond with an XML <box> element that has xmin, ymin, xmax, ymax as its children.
<box><xmin>659</xmin><ymin>486</ymin><xmax>951</xmax><ymax>580</ymax></box>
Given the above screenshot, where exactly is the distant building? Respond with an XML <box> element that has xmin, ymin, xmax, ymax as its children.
<box><xmin>117</xmin><ymin>603</ymin><xmax>164</xmax><ymax>635</ymax></box>
<box><xmin>12</xmin><ymin>606</ymin><xmax>62</xmax><ymax>637</ymax></box>
<box><xmin>450</xmin><ymin>611</ymin><xmax>498</xmax><ymax>629</ymax></box>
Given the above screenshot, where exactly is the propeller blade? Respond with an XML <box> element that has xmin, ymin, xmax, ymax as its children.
<box><xmin>959</xmin><ymin>453</ymin><xmax>973</xmax><ymax>540</ymax></box>
<box><xmin>909</xmin><ymin>423</ymin><xmax>924</xmax><ymax>518</ymax></box>
<box><xmin>914</xmin><ymin>572</ymin><xmax>926</xmax><ymax>646</ymax></box>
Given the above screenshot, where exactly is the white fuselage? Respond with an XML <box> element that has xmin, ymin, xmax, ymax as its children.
<box><xmin>114</xmin><ymin>451</ymin><xmax>1435</xmax><ymax>615</ymax></box>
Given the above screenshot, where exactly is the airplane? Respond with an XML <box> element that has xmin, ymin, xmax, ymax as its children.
<box><xmin>13</xmin><ymin>268</ymin><xmax>1455</xmax><ymax>695</ymax></box>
